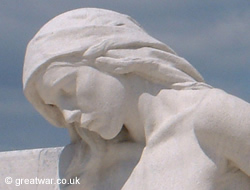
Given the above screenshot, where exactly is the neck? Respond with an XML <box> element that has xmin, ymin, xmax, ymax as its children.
<box><xmin>121</xmin><ymin>74</ymin><xmax>167</xmax><ymax>144</ymax></box>
<box><xmin>137</xmin><ymin>92</ymin><xmax>170</xmax><ymax>142</ymax></box>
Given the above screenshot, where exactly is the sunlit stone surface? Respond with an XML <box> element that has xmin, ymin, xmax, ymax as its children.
<box><xmin>20</xmin><ymin>8</ymin><xmax>250</xmax><ymax>190</ymax></box>
<box><xmin>0</xmin><ymin>147</ymin><xmax>62</xmax><ymax>190</ymax></box>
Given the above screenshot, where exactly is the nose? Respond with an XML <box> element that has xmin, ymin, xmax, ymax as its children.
<box><xmin>62</xmin><ymin>110</ymin><xmax>81</xmax><ymax>123</ymax></box>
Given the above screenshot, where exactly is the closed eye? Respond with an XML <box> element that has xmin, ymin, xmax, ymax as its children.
<box><xmin>115</xmin><ymin>23</ymin><xmax>125</xmax><ymax>26</ymax></box>
<box><xmin>47</xmin><ymin>104</ymin><xmax>56</xmax><ymax>108</ymax></box>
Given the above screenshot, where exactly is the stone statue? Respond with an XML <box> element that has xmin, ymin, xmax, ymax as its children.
<box><xmin>23</xmin><ymin>8</ymin><xmax>250</xmax><ymax>190</ymax></box>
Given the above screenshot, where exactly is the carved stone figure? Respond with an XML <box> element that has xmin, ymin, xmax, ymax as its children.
<box><xmin>23</xmin><ymin>8</ymin><xmax>250</xmax><ymax>190</ymax></box>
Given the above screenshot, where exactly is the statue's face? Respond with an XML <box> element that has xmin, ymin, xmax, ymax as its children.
<box><xmin>37</xmin><ymin>64</ymin><xmax>126</xmax><ymax>140</ymax></box>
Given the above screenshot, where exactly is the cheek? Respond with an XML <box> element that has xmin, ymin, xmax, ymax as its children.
<box><xmin>75</xmin><ymin>73</ymin><xmax>99</xmax><ymax>112</ymax></box>
<box><xmin>75</xmin><ymin>68</ymin><xmax>126</xmax><ymax>139</ymax></box>
<box><xmin>96</xmin><ymin>75</ymin><xmax>126</xmax><ymax>113</ymax></box>
<box><xmin>99</xmin><ymin>87</ymin><xmax>125</xmax><ymax>112</ymax></box>
<box><xmin>76</xmin><ymin>68</ymin><xmax>125</xmax><ymax>113</ymax></box>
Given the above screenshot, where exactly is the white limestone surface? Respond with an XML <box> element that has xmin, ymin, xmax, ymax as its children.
<box><xmin>22</xmin><ymin>8</ymin><xmax>250</xmax><ymax>190</ymax></box>
<box><xmin>0</xmin><ymin>147</ymin><xmax>62</xmax><ymax>190</ymax></box>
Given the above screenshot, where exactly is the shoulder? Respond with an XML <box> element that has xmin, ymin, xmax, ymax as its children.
<box><xmin>197</xmin><ymin>88</ymin><xmax>250</xmax><ymax>120</ymax></box>
<box><xmin>194</xmin><ymin>87</ymin><xmax>250</xmax><ymax>141</ymax></box>
<box><xmin>194</xmin><ymin>88</ymin><xmax>250</xmax><ymax>175</ymax></box>
<box><xmin>199</xmin><ymin>88</ymin><xmax>233</xmax><ymax>110</ymax></box>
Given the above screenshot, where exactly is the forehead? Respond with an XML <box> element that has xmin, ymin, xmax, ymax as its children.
<box><xmin>42</xmin><ymin>64</ymin><xmax>77</xmax><ymax>86</ymax></box>
<box><xmin>35</xmin><ymin>63</ymin><xmax>78</xmax><ymax>104</ymax></box>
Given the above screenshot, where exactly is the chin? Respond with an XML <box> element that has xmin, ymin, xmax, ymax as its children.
<box><xmin>97</xmin><ymin>122</ymin><xmax>124</xmax><ymax>140</ymax></box>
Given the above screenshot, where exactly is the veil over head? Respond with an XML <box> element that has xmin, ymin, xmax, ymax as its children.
<box><xmin>23</xmin><ymin>8</ymin><xmax>209</xmax><ymax>128</ymax></box>
<box><xmin>23</xmin><ymin>8</ymin><xmax>176</xmax><ymax>89</ymax></box>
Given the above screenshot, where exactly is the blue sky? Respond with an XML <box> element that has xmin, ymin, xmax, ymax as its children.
<box><xmin>0</xmin><ymin>1</ymin><xmax>249</xmax><ymax>151</ymax></box>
